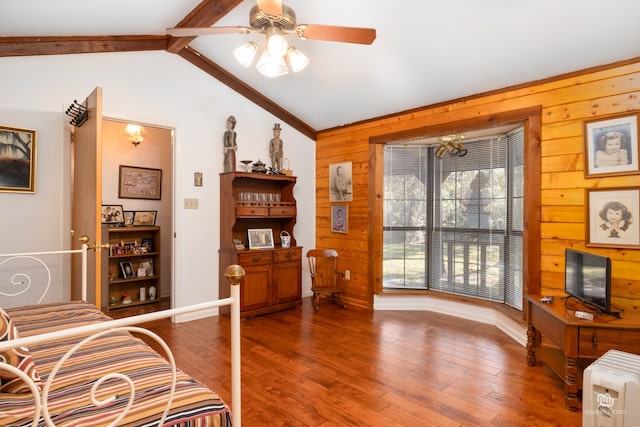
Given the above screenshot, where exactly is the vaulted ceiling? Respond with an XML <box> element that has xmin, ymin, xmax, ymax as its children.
<box><xmin>2</xmin><ymin>0</ymin><xmax>640</xmax><ymax>140</ymax></box>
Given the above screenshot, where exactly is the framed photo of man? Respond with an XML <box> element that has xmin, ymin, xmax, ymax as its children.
<box><xmin>586</xmin><ymin>187</ymin><xmax>640</xmax><ymax>248</ymax></box>
<box><xmin>583</xmin><ymin>113</ymin><xmax>639</xmax><ymax>178</ymax></box>
<box><xmin>329</xmin><ymin>161</ymin><xmax>352</xmax><ymax>202</ymax></box>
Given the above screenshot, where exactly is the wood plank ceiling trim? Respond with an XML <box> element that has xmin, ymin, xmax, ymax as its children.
<box><xmin>0</xmin><ymin>35</ymin><xmax>167</xmax><ymax>56</ymax></box>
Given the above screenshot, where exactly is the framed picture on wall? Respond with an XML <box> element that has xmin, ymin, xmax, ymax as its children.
<box><xmin>118</xmin><ymin>165</ymin><xmax>162</xmax><ymax>200</ymax></box>
<box><xmin>584</xmin><ymin>113</ymin><xmax>640</xmax><ymax>178</ymax></box>
<box><xmin>586</xmin><ymin>187</ymin><xmax>640</xmax><ymax>248</ymax></box>
<box><xmin>331</xmin><ymin>204</ymin><xmax>348</xmax><ymax>233</ymax></box>
<box><xmin>329</xmin><ymin>162</ymin><xmax>352</xmax><ymax>202</ymax></box>
<box><xmin>0</xmin><ymin>125</ymin><xmax>37</xmax><ymax>193</ymax></box>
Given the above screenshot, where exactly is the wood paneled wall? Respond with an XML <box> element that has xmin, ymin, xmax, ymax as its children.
<box><xmin>316</xmin><ymin>59</ymin><xmax>640</xmax><ymax>311</ymax></box>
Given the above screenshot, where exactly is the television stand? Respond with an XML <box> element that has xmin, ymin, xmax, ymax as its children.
<box><xmin>525</xmin><ymin>294</ymin><xmax>640</xmax><ymax>411</ymax></box>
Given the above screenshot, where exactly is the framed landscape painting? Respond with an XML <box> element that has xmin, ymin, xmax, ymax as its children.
<box><xmin>0</xmin><ymin>125</ymin><xmax>37</xmax><ymax>193</ymax></box>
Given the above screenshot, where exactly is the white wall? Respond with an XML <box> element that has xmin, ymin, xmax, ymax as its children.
<box><xmin>0</xmin><ymin>51</ymin><xmax>316</xmax><ymax>316</ymax></box>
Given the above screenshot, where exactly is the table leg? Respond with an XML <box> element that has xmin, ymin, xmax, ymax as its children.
<box><xmin>526</xmin><ymin>324</ymin><xmax>537</xmax><ymax>366</ymax></box>
<box><xmin>565</xmin><ymin>356</ymin><xmax>579</xmax><ymax>411</ymax></box>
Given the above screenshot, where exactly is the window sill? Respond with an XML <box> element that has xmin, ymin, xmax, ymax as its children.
<box><xmin>374</xmin><ymin>289</ymin><xmax>527</xmax><ymax>345</ymax></box>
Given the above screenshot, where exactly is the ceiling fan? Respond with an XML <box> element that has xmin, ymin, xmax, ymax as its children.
<box><xmin>167</xmin><ymin>0</ymin><xmax>376</xmax><ymax>77</ymax></box>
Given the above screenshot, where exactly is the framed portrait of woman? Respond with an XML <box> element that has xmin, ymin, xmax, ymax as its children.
<box><xmin>586</xmin><ymin>187</ymin><xmax>640</xmax><ymax>248</ymax></box>
<box><xmin>583</xmin><ymin>113</ymin><xmax>639</xmax><ymax>178</ymax></box>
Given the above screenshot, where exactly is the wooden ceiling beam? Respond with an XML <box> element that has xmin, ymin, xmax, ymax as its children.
<box><xmin>177</xmin><ymin>46</ymin><xmax>317</xmax><ymax>140</ymax></box>
<box><xmin>166</xmin><ymin>0</ymin><xmax>244</xmax><ymax>53</ymax></box>
<box><xmin>0</xmin><ymin>36</ymin><xmax>167</xmax><ymax>57</ymax></box>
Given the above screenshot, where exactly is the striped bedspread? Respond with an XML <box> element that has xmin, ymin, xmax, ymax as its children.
<box><xmin>1</xmin><ymin>302</ymin><xmax>231</xmax><ymax>427</ymax></box>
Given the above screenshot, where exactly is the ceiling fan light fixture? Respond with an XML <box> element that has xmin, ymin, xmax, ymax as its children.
<box><xmin>256</xmin><ymin>50</ymin><xmax>288</xmax><ymax>78</ymax></box>
<box><xmin>233</xmin><ymin>41</ymin><xmax>259</xmax><ymax>67</ymax></box>
<box><xmin>287</xmin><ymin>47</ymin><xmax>309</xmax><ymax>73</ymax></box>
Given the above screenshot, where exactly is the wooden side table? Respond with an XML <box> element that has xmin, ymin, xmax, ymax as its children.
<box><xmin>525</xmin><ymin>295</ymin><xmax>640</xmax><ymax>411</ymax></box>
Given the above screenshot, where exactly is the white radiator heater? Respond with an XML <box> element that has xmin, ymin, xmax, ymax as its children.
<box><xmin>583</xmin><ymin>350</ymin><xmax>640</xmax><ymax>427</ymax></box>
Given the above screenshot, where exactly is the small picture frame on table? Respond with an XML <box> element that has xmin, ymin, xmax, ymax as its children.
<box><xmin>586</xmin><ymin>187</ymin><xmax>640</xmax><ymax>248</ymax></box>
<box><xmin>583</xmin><ymin>113</ymin><xmax>639</xmax><ymax>178</ymax></box>
<box><xmin>248</xmin><ymin>228</ymin><xmax>274</xmax><ymax>249</ymax></box>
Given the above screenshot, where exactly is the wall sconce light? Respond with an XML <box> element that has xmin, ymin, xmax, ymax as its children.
<box><xmin>435</xmin><ymin>134</ymin><xmax>467</xmax><ymax>159</ymax></box>
<box><xmin>124</xmin><ymin>124</ymin><xmax>145</xmax><ymax>147</ymax></box>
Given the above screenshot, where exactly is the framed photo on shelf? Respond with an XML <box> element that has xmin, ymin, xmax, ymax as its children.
<box><xmin>329</xmin><ymin>161</ymin><xmax>353</xmax><ymax>202</ymax></box>
<box><xmin>119</xmin><ymin>261</ymin><xmax>135</xmax><ymax>279</ymax></box>
<box><xmin>118</xmin><ymin>165</ymin><xmax>162</xmax><ymax>200</ymax></box>
<box><xmin>248</xmin><ymin>228</ymin><xmax>274</xmax><ymax>250</ymax></box>
<box><xmin>133</xmin><ymin>210</ymin><xmax>157</xmax><ymax>226</ymax></box>
<box><xmin>141</xmin><ymin>237</ymin><xmax>154</xmax><ymax>252</ymax></box>
<box><xmin>138</xmin><ymin>258</ymin><xmax>154</xmax><ymax>277</ymax></box>
<box><xmin>586</xmin><ymin>187</ymin><xmax>640</xmax><ymax>248</ymax></box>
<box><xmin>331</xmin><ymin>204</ymin><xmax>348</xmax><ymax>233</ymax></box>
<box><xmin>111</xmin><ymin>245</ymin><xmax>126</xmax><ymax>256</ymax></box>
<box><xmin>0</xmin><ymin>125</ymin><xmax>36</xmax><ymax>193</ymax></box>
<box><xmin>123</xmin><ymin>210</ymin><xmax>134</xmax><ymax>226</ymax></box>
<box><xmin>584</xmin><ymin>113</ymin><xmax>639</xmax><ymax>178</ymax></box>
<box><xmin>122</xmin><ymin>240</ymin><xmax>137</xmax><ymax>253</ymax></box>
<box><xmin>101</xmin><ymin>205</ymin><xmax>124</xmax><ymax>225</ymax></box>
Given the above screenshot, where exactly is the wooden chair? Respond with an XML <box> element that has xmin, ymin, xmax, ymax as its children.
<box><xmin>306</xmin><ymin>249</ymin><xmax>346</xmax><ymax>310</ymax></box>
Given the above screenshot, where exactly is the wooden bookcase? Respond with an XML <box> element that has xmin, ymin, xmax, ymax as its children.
<box><xmin>102</xmin><ymin>225</ymin><xmax>161</xmax><ymax>310</ymax></box>
<box><xmin>218</xmin><ymin>172</ymin><xmax>302</xmax><ymax>318</ymax></box>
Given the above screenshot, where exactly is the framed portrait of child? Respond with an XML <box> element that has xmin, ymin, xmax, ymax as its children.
<box><xmin>584</xmin><ymin>113</ymin><xmax>639</xmax><ymax>178</ymax></box>
<box><xmin>586</xmin><ymin>187</ymin><xmax>640</xmax><ymax>248</ymax></box>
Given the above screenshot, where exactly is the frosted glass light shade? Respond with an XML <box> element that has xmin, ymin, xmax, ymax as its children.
<box><xmin>287</xmin><ymin>47</ymin><xmax>309</xmax><ymax>73</ymax></box>
<box><xmin>256</xmin><ymin>51</ymin><xmax>288</xmax><ymax>78</ymax></box>
<box><xmin>233</xmin><ymin>42</ymin><xmax>258</xmax><ymax>67</ymax></box>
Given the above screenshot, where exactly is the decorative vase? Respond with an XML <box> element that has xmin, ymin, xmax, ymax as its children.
<box><xmin>149</xmin><ymin>285</ymin><xmax>157</xmax><ymax>300</ymax></box>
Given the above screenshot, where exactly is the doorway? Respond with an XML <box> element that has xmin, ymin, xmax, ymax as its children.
<box><xmin>102</xmin><ymin>119</ymin><xmax>174</xmax><ymax>310</ymax></box>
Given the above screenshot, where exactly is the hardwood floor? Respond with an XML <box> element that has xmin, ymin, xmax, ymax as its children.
<box><xmin>122</xmin><ymin>299</ymin><xmax>581</xmax><ymax>426</ymax></box>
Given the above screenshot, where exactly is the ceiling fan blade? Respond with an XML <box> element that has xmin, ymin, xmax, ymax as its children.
<box><xmin>256</xmin><ymin>0</ymin><xmax>283</xmax><ymax>16</ymax></box>
<box><xmin>167</xmin><ymin>26</ymin><xmax>252</xmax><ymax>37</ymax></box>
<box><xmin>296</xmin><ymin>24</ymin><xmax>376</xmax><ymax>45</ymax></box>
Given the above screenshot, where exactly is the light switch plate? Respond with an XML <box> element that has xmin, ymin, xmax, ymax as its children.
<box><xmin>184</xmin><ymin>198</ymin><xmax>199</xmax><ymax>209</ymax></box>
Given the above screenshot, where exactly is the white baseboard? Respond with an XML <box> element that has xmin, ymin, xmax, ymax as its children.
<box><xmin>374</xmin><ymin>294</ymin><xmax>527</xmax><ymax>347</ymax></box>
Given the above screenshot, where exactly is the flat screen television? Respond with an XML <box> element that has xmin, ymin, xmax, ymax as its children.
<box><xmin>564</xmin><ymin>248</ymin><xmax>612</xmax><ymax>314</ymax></box>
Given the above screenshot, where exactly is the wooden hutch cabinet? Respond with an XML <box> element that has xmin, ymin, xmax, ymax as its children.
<box><xmin>218</xmin><ymin>172</ymin><xmax>302</xmax><ymax>318</ymax></box>
<box><xmin>102</xmin><ymin>225</ymin><xmax>161</xmax><ymax>310</ymax></box>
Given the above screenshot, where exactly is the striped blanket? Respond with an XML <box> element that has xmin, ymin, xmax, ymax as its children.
<box><xmin>1</xmin><ymin>302</ymin><xmax>231</xmax><ymax>426</ymax></box>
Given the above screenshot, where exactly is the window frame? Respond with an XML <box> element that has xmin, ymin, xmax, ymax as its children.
<box><xmin>368</xmin><ymin>107</ymin><xmax>542</xmax><ymax>317</ymax></box>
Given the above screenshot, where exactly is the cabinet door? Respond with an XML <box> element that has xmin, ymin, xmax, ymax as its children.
<box><xmin>241</xmin><ymin>265</ymin><xmax>271</xmax><ymax>310</ymax></box>
<box><xmin>272</xmin><ymin>260</ymin><xmax>301</xmax><ymax>304</ymax></box>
